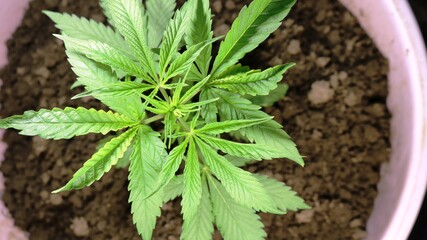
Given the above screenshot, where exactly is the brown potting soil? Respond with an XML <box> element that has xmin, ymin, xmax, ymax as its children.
<box><xmin>0</xmin><ymin>0</ymin><xmax>390</xmax><ymax>239</ymax></box>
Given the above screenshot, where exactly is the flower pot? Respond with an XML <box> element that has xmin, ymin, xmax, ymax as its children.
<box><xmin>0</xmin><ymin>1</ymin><xmax>31</xmax><ymax>239</ymax></box>
<box><xmin>0</xmin><ymin>0</ymin><xmax>426</xmax><ymax>239</ymax></box>
<box><xmin>340</xmin><ymin>1</ymin><xmax>427</xmax><ymax>239</ymax></box>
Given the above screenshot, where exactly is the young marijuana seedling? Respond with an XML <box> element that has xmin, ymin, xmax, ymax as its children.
<box><xmin>0</xmin><ymin>0</ymin><xmax>310</xmax><ymax>239</ymax></box>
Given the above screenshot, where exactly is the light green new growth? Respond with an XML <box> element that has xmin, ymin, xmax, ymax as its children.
<box><xmin>0</xmin><ymin>0</ymin><xmax>310</xmax><ymax>239</ymax></box>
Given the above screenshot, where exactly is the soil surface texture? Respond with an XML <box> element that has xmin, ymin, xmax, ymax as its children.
<box><xmin>0</xmin><ymin>0</ymin><xmax>390</xmax><ymax>239</ymax></box>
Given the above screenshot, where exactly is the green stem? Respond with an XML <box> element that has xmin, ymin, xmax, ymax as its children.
<box><xmin>142</xmin><ymin>115</ymin><xmax>164</xmax><ymax>125</ymax></box>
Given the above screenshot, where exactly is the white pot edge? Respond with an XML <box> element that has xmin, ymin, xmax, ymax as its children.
<box><xmin>0</xmin><ymin>1</ymin><xmax>31</xmax><ymax>240</ymax></box>
<box><xmin>1</xmin><ymin>1</ymin><xmax>426</xmax><ymax>240</ymax></box>
<box><xmin>339</xmin><ymin>0</ymin><xmax>427</xmax><ymax>240</ymax></box>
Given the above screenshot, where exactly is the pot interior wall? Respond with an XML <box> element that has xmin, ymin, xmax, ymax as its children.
<box><xmin>340</xmin><ymin>0</ymin><xmax>427</xmax><ymax>239</ymax></box>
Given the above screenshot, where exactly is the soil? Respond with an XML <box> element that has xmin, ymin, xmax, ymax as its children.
<box><xmin>0</xmin><ymin>0</ymin><xmax>390</xmax><ymax>239</ymax></box>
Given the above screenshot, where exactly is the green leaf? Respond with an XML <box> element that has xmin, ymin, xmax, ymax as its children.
<box><xmin>157</xmin><ymin>138</ymin><xmax>189</xmax><ymax>190</ymax></box>
<box><xmin>0</xmin><ymin>107</ymin><xmax>136</xmax><ymax>140</ymax></box>
<box><xmin>100</xmin><ymin>0</ymin><xmax>116</xmax><ymax>27</ymax></box>
<box><xmin>225</xmin><ymin>155</ymin><xmax>255</xmax><ymax>167</ymax></box>
<box><xmin>53</xmin><ymin>127</ymin><xmax>137</xmax><ymax>193</ymax></box>
<box><xmin>43</xmin><ymin>11</ymin><xmax>130</xmax><ymax>54</ymax></box>
<box><xmin>66</xmin><ymin>50</ymin><xmax>145</xmax><ymax>120</ymax></box>
<box><xmin>210</xmin><ymin>64</ymin><xmax>294</xmax><ymax>96</ymax></box>
<box><xmin>159</xmin><ymin>8</ymin><xmax>188</xmax><ymax>78</ymax></box>
<box><xmin>185</xmin><ymin>0</ymin><xmax>213</xmax><ymax>76</ymax></box>
<box><xmin>128</xmin><ymin>126</ymin><xmax>167</xmax><ymax>239</ymax></box>
<box><xmin>212</xmin><ymin>88</ymin><xmax>304</xmax><ymax>166</ymax></box>
<box><xmin>254</xmin><ymin>174</ymin><xmax>310</xmax><ymax>214</ymax></box>
<box><xmin>211</xmin><ymin>0</ymin><xmax>296</xmax><ymax>76</ymax></box>
<box><xmin>179</xmin><ymin>76</ymin><xmax>210</xmax><ymax>105</ymax></box>
<box><xmin>195</xmin><ymin>138</ymin><xmax>276</xmax><ymax>212</ymax></box>
<box><xmin>146</xmin><ymin>0</ymin><xmax>176</xmax><ymax>48</ymax></box>
<box><xmin>249</xmin><ymin>83</ymin><xmax>288</xmax><ymax>107</ymax></box>
<box><xmin>182</xmin><ymin>138</ymin><xmax>202</xmax><ymax>219</ymax></box>
<box><xmin>165</xmin><ymin>37</ymin><xmax>221</xmax><ymax>80</ymax></box>
<box><xmin>73</xmin><ymin>82</ymin><xmax>154</xmax><ymax>99</ymax></box>
<box><xmin>198</xmin><ymin>134</ymin><xmax>283</xmax><ymax>160</ymax></box>
<box><xmin>58</xmin><ymin>35</ymin><xmax>154</xmax><ymax>82</ymax></box>
<box><xmin>95</xmin><ymin>136</ymin><xmax>132</xmax><ymax>169</ymax></box>
<box><xmin>181</xmin><ymin>176</ymin><xmax>214</xmax><ymax>240</ymax></box>
<box><xmin>208</xmin><ymin>177</ymin><xmax>266</xmax><ymax>240</ymax></box>
<box><xmin>105</xmin><ymin>0</ymin><xmax>157</xmax><ymax>80</ymax></box>
<box><xmin>163</xmin><ymin>175</ymin><xmax>184</xmax><ymax>202</ymax></box>
<box><xmin>200</xmin><ymin>88</ymin><xmax>218</xmax><ymax>123</ymax></box>
<box><xmin>195</xmin><ymin>118</ymin><xmax>271</xmax><ymax>135</ymax></box>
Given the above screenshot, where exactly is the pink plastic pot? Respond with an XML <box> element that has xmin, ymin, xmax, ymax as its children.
<box><xmin>1</xmin><ymin>1</ymin><xmax>426</xmax><ymax>239</ymax></box>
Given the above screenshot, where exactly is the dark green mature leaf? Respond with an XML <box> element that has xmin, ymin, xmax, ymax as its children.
<box><xmin>44</xmin><ymin>11</ymin><xmax>130</xmax><ymax>54</ymax></box>
<box><xmin>212</xmin><ymin>0</ymin><xmax>296</xmax><ymax>77</ymax></box>
<box><xmin>181</xmin><ymin>176</ymin><xmax>214</xmax><ymax>240</ymax></box>
<box><xmin>186</xmin><ymin>0</ymin><xmax>213</xmax><ymax>76</ymax></box>
<box><xmin>208</xmin><ymin>177</ymin><xmax>266</xmax><ymax>240</ymax></box>
<box><xmin>159</xmin><ymin>8</ymin><xmax>188</xmax><ymax>78</ymax></box>
<box><xmin>0</xmin><ymin>107</ymin><xmax>136</xmax><ymax>140</ymax></box>
<box><xmin>53</xmin><ymin>127</ymin><xmax>138</xmax><ymax>193</ymax></box>
<box><xmin>128</xmin><ymin>126</ymin><xmax>167</xmax><ymax>239</ymax></box>
<box><xmin>182</xmin><ymin>139</ymin><xmax>202</xmax><ymax>219</ymax></box>
<box><xmin>210</xmin><ymin>88</ymin><xmax>304</xmax><ymax>166</ymax></box>
<box><xmin>65</xmin><ymin>51</ymin><xmax>145</xmax><ymax>120</ymax></box>
<box><xmin>198</xmin><ymin>134</ymin><xmax>283</xmax><ymax>160</ymax></box>
<box><xmin>146</xmin><ymin>0</ymin><xmax>176</xmax><ymax>49</ymax></box>
<box><xmin>249</xmin><ymin>83</ymin><xmax>289</xmax><ymax>107</ymax></box>
<box><xmin>255</xmin><ymin>174</ymin><xmax>310</xmax><ymax>214</ymax></box>
<box><xmin>195</xmin><ymin>118</ymin><xmax>271</xmax><ymax>135</ymax></box>
<box><xmin>105</xmin><ymin>0</ymin><xmax>157</xmax><ymax>80</ymax></box>
<box><xmin>195</xmin><ymin>138</ymin><xmax>277</xmax><ymax>212</ymax></box>
<box><xmin>210</xmin><ymin>64</ymin><xmax>294</xmax><ymax>96</ymax></box>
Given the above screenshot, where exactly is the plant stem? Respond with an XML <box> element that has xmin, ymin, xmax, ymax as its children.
<box><xmin>142</xmin><ymin>115</ymin><xmax>164</xmax><ymax>125</ymax></box>
<box><xmin>160</xmin><ymin>87</ymin><xmax>170</xmax><ymax>103</ymax></box>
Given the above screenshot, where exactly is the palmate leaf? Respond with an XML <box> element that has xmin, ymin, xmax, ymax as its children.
<box><xmin>157</xmin><ymin>138</ymin><xmax>189</xmax><ymax>190</ymax></box>
<box><xmin>72</xmin><ymin>82</ymin><xmax>154</xmax><ymax>99</ymax></box>
<box><xmin>0</xmin><ymin>107</ymin><xmax>136</xmax><ymax>140</ymax></box>
<box><xmin>181</xmin><ymin>176</ymin><xmax>214</xmax><ymax>240</ymax></box>
<box><xmin>182</xmin><ymin>138</ymin><xmax>202</xmax><ymax>219</ymax></box>
<box><xmin>200</xmin><ymin>88</ymin><xmax>218</xmax><ymax>123</ymax></box>
<box><xmin>58</xmin><ymin>35</ymin><xmax>154</xmax><ymax>83</ymax></box>
<box><xmin>105</xmin><ymin>0</ymin><xmax>157</xmax><ymax>80</ymax></box>
<box><xmin>211</xmin><ymin>0</ymin><xmax>296</xmax><ymax>77</ymax></box>
<box><xmin>195</xmin><ymin>138</ymin><xmax>277</xmax><ymax>213</ymax></box>
<box><xmin>66</xmin><ymin>50</ymin><xmax>145</xmax><ymax>120</ymax></box>
<box><xmin>208</xmin><ymin>177</ymin><xmax>266</xmax><ymax>240</ymax></box>
<box><xmin>159</xmin><ymin>7</ymin><xmax>188</xmax><ymax>78</ymax></box>
<box><xmin>44</xmin><ymin>11</ymin><xmax>130</xmax><ymax>54</ymax></box>
<box><xmin>186</xmin><ymin>0</ymin><xmax>213</xmax><ymax>76</ymax></box>
<box><xmin>198</xmin><ymin>134</ymin><xmax>283</xmax><ymax>160</ymax></box>
<box><xmin>163</xmin><ymin>175</ymin><xmax>184</xmax><ymax>202</ymax></box>
<box><xmin>209</xmin><ymin>64</ymin><xmax>294</xmax><ymax>96</ymax></box>
<box><xmin>53</xmin><ymin>127</ymin><xmax>138</xmax><ymax>193</ymax></box>
<box><xmin>249</xmin><ymin>83</ymin><xmax>289</xmax><ymax>107</ymax></box>
<box><xmin>195</xmin><ymin>118</ymin><xmax>271</xmax><ymax>135</ymax></box>
<box><xmin>254</xmin><ymin>174</ymin><xmax>310</xmax><ymax>214</ymax></box>
<box><xmin>165</xmin><ymin>37</ymin><xmax>221</xmax><ymax>80</ymax></box>
<box><xmin>146</xmin><ymin>0</ymin><xmax>176</xmax><ymax>49</ymax></box>
<box><xmin>128</xmin><ymin>126</ymin><xmax>167</xmax><ymax>239</ymax></box>
<box><xmin>209</xmin><ymin>88</ymin><xmax>304</xmax><ymax>166</ymax></box>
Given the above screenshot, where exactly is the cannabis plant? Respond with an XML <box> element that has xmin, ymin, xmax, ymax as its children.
<box><xmin>0</xmin><ymin>0</ymin><xmax>309</xmax><ymax>239</ymax></box>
